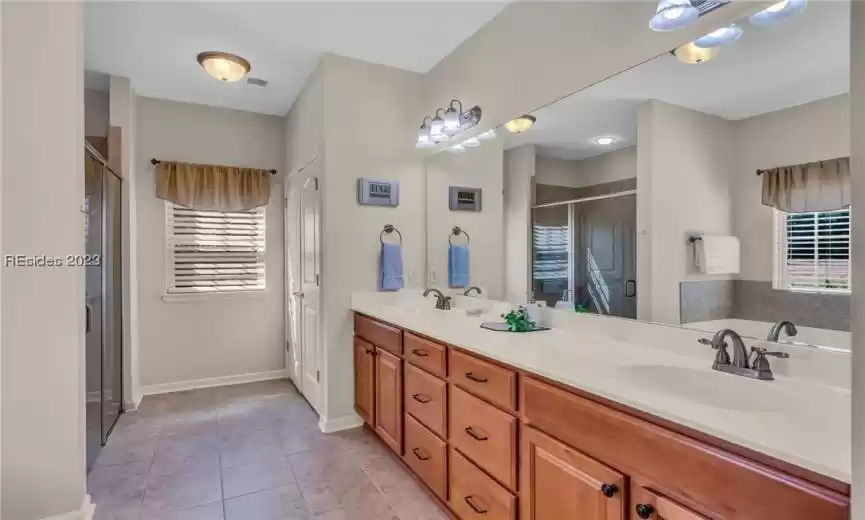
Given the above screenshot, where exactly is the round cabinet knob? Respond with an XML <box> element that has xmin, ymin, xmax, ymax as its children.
<box><xmin>635</xmin><ymin>504</ymin><xmax>656</xmax><ymax>519</ymax></box>
<box><xmin>600</xmin><ymin>484</ymin><xmax>619</xmax><ymax>498</ymax></box>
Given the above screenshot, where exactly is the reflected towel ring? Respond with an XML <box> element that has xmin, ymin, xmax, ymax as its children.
<box><xmin>449</xmin><ymin>226</ymin><xmax>470</xmax><ymax>246</ymax></box>
<box><xmin>380</xmin><ymin>224</ymin><xmax>403</xmax><ymax>245</ymax></box>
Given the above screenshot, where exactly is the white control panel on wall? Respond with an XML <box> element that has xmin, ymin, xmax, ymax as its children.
<box><xmin>449</xmin><ymin>186</ymin><xmax>482</xmax><ymax>211</ymax></box>
<box><xmin>358</xmin><ymin>178</ymin><xmax>399</xmax><ymax>206</ymax></box>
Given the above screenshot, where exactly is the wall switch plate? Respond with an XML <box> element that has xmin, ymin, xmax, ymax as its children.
<box><xmin>449</xmin><ymin>186</ymin><xmax>482</xmax><ymax>211</ymax></box>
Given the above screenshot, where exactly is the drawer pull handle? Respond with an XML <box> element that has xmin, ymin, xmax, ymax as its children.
<box><xmin>465</xmin><ymin>372</ymin><xmax>488</xmax><ymax>383</ymax></box>
<box><xmin>412</xmin><ymin>348</ymin><xmax>429</xmax><ymax>357</ymax></box>
<box><xmin>464</xmin><ymin>426</ymin><xmax>489</xmax><ymax>441</ymax></box>
<box><xmin>365</xmin><ymin>349</ymin><xmax>375</xmax><ymax>356</ymax></box>
<box><xmin>635</xmin><ymin>504</ymin><xmax>655</xmax><ymax>519</ymax></box>
<box><xmin>411</xmin><ymin>448</ymin><xmax>430</xmax><ymax>461</ymax></box>
<box><xmin>412</xmin><ymin>393</ymin><xmax>432</xmax><ymax>404</ymax></box>
<box><xmin>464</xmin><ymin>496</ymin><xmax>489</xmax><ymax>514</ymax></box>
<box><xmin>600</xmin><ymin>484</ymin><xmax>618</xmax><ymax>498</ymax></box>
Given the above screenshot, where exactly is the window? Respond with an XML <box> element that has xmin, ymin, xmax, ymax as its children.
<box><xmin>775</xmin><ymin>208</ymin><xmax>850</xmax><ymax>293</ymax></box>
<box><xmin>166</xmin><ymin>203</ymin><xmax>266</xmax><ymax>294</ymax></box>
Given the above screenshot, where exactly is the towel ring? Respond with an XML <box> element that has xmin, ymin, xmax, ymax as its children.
<box><xmin>380</xmin><ymin>224</ymin><xmax>403</xmax><ymax>245</ymax></box>
<box><xmin>449</xmin><ymin>226</ymin><xmax>470</xmax><ymax>246</ymax></box>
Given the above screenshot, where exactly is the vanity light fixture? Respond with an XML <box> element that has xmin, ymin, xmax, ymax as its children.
<box><xmin>416</xmin><ymin>117</ymin><xmax>436</xmax><ymax>148</ymax></box>
<box><xmin>443</xmin><ymin>100</ymin><xmax>463</xmax><ymax>131</ymax></box>
<box><xmin>197</xmin><ymin>51</ymin><xmax>251</xmax><ymax>82</ymax></box>
<box><xmin>672</xmin><ymin>42</ymin><xmax>721</xmax><ymax>64</ymax></box>
<box><xmin>416</xmin><ymin>100</ymin><xmax>483</xmax><ymax>146</ymax></box>
<box><xmin>430</xmin><ymin>110</ymin><xmax>446</xmax><ymax>138</ymax></box>
<box><xmin>749</xmin><ymin>0</ymin><xmax>807</xmax><ymax>26</ymax></box>
<box><xmin>649</xmin><ymin>0</ymin><xmax>699</xmax><ymax>31</ymax></box>
<box><xmin>592</xmin><ymin>136</ymin><xmax>618</xmax><ymax>146</ymax></box>
<box><xmin>505</xmin><ymin>115</ymin><xmax>536</xmax><ymax>133</ymax></box>
<box><xmin>693</xmin><ymin>24</ymin><xmax>743</xmax><ymax>48</ymax></box>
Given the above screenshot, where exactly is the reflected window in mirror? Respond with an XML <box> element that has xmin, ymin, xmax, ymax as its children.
<box><xmin>774</xmin><ymin>208</ymin><xmax>850</xmax><ymax>294</ymax></box>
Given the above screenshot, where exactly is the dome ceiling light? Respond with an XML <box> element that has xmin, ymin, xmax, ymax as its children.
<box><xmin>415</xmin><ymin>100</ymin><xmax>482</xmax><ymax>148</ymax></box>
<box><xmin>505</xmin><ymin>115</ymin><xmax>537</xmax><ymax>134</ymax></box>
<box><xmin>672</xmin><ymin>42</ymin><xmax>721</xmax><ymax>64</ymax></box>
<box><xmin>693</xmin><ymin>24</ymin><xmax>743</xmax><ymax>48</ymax></box>
<box><xmin>197</xmin><ymin>51</ymin><xmax>251</xmax><ymax>83</ymax></box>
<box><xmin>749</xmin><ymin>0</ymin><xmax>807</xmax><ymax>26</ymax></box>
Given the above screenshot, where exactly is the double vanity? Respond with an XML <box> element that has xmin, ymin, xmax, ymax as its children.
<box><xmin>351</xmin><ymin>292</ymin><xmax>850</xmax><ymax>520</ymax></box>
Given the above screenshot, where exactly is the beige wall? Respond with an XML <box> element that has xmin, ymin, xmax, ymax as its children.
<box><xmin>1</xmin><ymin>2</ymin><xmax>89</xmax><ymax>518</ymax></box>
<box><xmin>427</xmin><ymin>140</ymin><xmax>505</xmax><ymax>299</ymax></box>
<box><xmin>135</xmin><ymin>97</ymin><xmax>286</xmax><ymax>388</ymax></box>
<box><xmin>850</xmin><ymin>3</ymin><xmax>865</xmax><ymax>517</ymax></box>
<box><xmin>85</xmin><ymin>88</ymin><xmax>109</xmax><ymax>138</ymax></box>
<box><xmin>733</xmin><ymin>94</ymin><xmax>850</xmax><ymax>282</ymax></box>
<box><xmin>637</xmin><ymin>101</ymin><xmax>735</xmax><ymax>325</ymax></box>
<box><xmin>535</xmin><ymin>146</ymin><xmax>636</xmax><ymax>189</ymax></box>
<box><xmin>504</xmin><ymin>144</ymin><xmax>535</xmax><ymax>303</ymax></box>
<box><xmin>423</xmin><ymin>2</ymin><xmax>763</xmax><ymax>137</ymax></box>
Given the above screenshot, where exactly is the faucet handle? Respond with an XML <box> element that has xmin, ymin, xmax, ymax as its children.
<box><xmin>698</xmin><ymin>337</ymin><xmax>716</xmax><ymax>348</ymax></box>
<box><xmin>751</xmin><ymin>346</ymin><xmax>790</xmax><ymax>359</ymax></box>
<box><xmin>750</xmin><ymin>346</ymin><xmax>790</xmax><ymax>376</ymax></box>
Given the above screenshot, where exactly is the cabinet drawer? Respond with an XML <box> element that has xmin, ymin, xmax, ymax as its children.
<box><xmin>450</xmin><ymin>385</ymin><xmax>517</xmax><ymax>491</ymax></box>
<box><xmin>404</xmin><ymin>363</ymin><xmax>447</xmax><ymax>439</ymax></box>
<box><xmin>450</xmin><ymin>448</ymin><xmax>516</xmax><ymax>520</ymax></box>
<box><xmin>521</xmin><ymin>377</ymin><xmax>849</xmax><ymax>520</ymax></box>
<box><xmin>404</xmin><ymin>414</ymin><xmax>448</xmax><ymax>502</ymax></box>
<box><xmin>355</xmin><ymin>314</ymin><xmax>402</xmax><ymax>355</ymax></box>
<box><xmin>449</xmin><ymin>349</ymin><xmax>517</xmax><ymax>412</ymax></box>
<box><xmin>404</xmin><ymin>332</ymin><xmax>447</xmax><ymax>378</ymax></box>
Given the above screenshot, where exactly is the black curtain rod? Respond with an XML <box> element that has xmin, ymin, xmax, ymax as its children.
<box><xmin>150</xmin><ymin>158</ymin><xmax>277</xmax><ymax>176</ymax></box>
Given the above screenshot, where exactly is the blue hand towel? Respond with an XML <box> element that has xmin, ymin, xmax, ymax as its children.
<box><xmin>448</xmin><ymin>244</ymin><xmax>470</xmax><ymax>288</ymax></box>
<box><xmin>380</xmin><ymin>243</ymin><xmax>405</xmax><ymax>291</ymax></box>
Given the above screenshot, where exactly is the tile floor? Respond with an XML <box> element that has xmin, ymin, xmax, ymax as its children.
<box><xmin>88</xmin><ymin>380</ymin><xmax>449</xmax><ymax>520</ymax></box>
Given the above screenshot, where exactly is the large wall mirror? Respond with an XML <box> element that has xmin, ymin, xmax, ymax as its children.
<box><xmin>423</xmin><ymin>0</ymin><xmax>851</xmax><ymax>351</ymax></box>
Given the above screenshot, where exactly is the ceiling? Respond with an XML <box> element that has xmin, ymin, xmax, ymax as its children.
<box><xmin>85</xmin><ymin>2</ymin><xmax>507</xmax><ymax>116</ymax></box>
<box><xmin>506</xmin><ymin>1</ymin><xmax>850</xmax><ymax>161</ymax></box>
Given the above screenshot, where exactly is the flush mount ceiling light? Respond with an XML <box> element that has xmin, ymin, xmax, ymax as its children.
<box><xmin>749</xmin><ymin>0</ymin><xmax>807</xmax><ymax>26</ymax></box>
<box><xmin>672</xmin><ymin>42</ymin><xmax>721</xmax><ymax>64</ymax></box>
<box><xmin>197</xmin><ymin>51</ymin><xmax>251</xmax><ymax>82</ymax></box>
<box><xmin>693</xmin><ymin>24</ymin><xmax>743</xmax><ymax>48</ymax></box>
<box><xmin>416</xmin><ymin>100</ymin><xmax>482</xmax><ymax>147</ymax></box>
<box><xmin>505</xmin><ymin>115</ymin><xmax>536</xmax><ymax>133</ymax></box>
<box><xmin>649</xmin><ymin>0</ymin><xmax>699</xmax><ymax>31</ymax></box>
<box><xmin>592</xmin><ymin>136</ymin><xmax>618</xmax><ymax>146</ymax></box>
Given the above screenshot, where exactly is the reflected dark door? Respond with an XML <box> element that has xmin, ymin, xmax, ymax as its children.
<box><xmin>575</xmin><ymin>194</ymin><xmax>636</xmax><ymax>319</ymax></box>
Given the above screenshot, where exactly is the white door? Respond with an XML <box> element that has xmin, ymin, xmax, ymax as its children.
<box><xmin>285</xmin><ymin>158</ymin><xmax>322</xmax><ymax>414</ymax></box>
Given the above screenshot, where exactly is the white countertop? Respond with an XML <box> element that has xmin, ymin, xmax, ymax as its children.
<box><xmin>351</xmin><ymin>292</ymin><xmax>851</xmax><ymax>484</ymax></box>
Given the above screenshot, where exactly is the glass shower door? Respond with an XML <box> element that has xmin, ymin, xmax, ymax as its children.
<box><xmin>85</xmin><ymin>152</ymin><xmax>104</xmax><ymax>470</ymax></box>
<box><xmin>102</xmin><ymin>170</ymin><xmax>123</xmax><ymax>440</ymax></box>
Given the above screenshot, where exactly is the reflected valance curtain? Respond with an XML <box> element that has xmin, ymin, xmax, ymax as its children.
<box><xmin>155</xmin><ymin>161</ymin><xmax>271</xmax><ymax>211</ymax></box>
<box><xmin>761</xmin><ymin>157</ymin><xmax>850</xmax><ymax>213</ymax></box>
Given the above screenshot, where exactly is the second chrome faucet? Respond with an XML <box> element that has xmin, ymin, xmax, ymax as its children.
<box><xmin>707</xmin><ymin>328</ymin><xmax>790</xmax><ymax>381</ymax></box>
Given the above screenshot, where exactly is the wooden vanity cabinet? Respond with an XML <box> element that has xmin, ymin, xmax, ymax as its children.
<box><xmin>630</xmin><ymin>486</ymin><xmax>709</xmax><ymax>520</ymax></box>
<box><xmin>353</xmin><ymin>337</ymin><xmax>376</xmax><ymax>427</ymax></box>
<box><xmin>375</xmin><ymin>347</ymin><xmax>403</xmax><ymax>455</ymax></box>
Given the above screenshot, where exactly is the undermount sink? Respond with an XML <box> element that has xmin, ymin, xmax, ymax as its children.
<box><xmin>620</xmin><ymin>364</ymin><xmax>787</xmax><ymax>412</ymax></box>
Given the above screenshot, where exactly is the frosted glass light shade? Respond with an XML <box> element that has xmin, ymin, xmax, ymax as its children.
<box><xmin>197</xmin><ymin>52</ymin><xmax>250</xmax><ymax>82</ymax></box>
<box><xmin>749</xmin><ymin>0</ymin><xmax>807</xmax><ymax>26</ymax></box>
<box><xmin>649</xmin><ymin>0</ymin><xmax>699</xmax><ymax>31</ymax></box>
<box><xmin>693</xmin><ymin>24</ymin><xmax>743</xmax><ymax>48</ymax></box>
<box><xmin>673</xmin><ymin>42</ymin><xmax>720</xmax><ymax>64</ymax></box>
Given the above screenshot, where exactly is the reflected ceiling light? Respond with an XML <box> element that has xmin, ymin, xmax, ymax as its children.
<box><xmin>462</xmin><ymin>137</ymin><xmax>481</xmax><ymax>147</ymax></box>
<box><xmin>649</xmin><ymin>0</ymin><xmax>699</xmax><ymax>31</ymax></box>
<box><xmin>749</xmin><ymin>0</ymin><xmax>807</xmax><ymax>26</ymax></box>
<box><xmin>505</xmin><ymin>115</ymin><xmax>536</xmax><ymax>133</ymax></box>
<box><xmin>197</xmin><ymin>51</ymin><xmax>250</xmax><ymax>82</ymax></box>
<box><xmin>477</xmin><ymin>129</ymin><xmax>497</xmax><ymax>140</ymax></box>
<box><xmin>672</xmin><ymin>42</ymin><xmax>720</xmax><ymax>64</ymax></box>
<box><xmin>693</xmin><ymin>24</ymin><xmax>743</xmax><ymax>48</ymax></box>
<box><xmin>592</xmin><ymin>136</ymin><xmax>618</xmax><ymax>146</ymax></box>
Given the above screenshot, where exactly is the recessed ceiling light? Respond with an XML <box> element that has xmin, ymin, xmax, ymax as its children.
<box><xmin>505</xmin><ymin>115</ymin><xmax>536</xmax><ymax>133</ymax></box>
<box><xmin>749</xmin><ymin>0</ymin><xmax>807</xmax><ymax>26</ymax></box>
<box><xmin>693</xmin><ymin>24</ymin><xmax>743</xmax><ymax>48</ymax></box>
<box><xmin>672</xmin><ymin>42</ymin><xmax>721</xmax><ymax>64</ymax></box>
<box><xmin>592</xmin><ymin>136</ymin><xmax>618</xmax><ymax>146</ymax></box>
<box><xmin>649</xmin><ymin>0</ymin><xmax>699</xmax><ymax>31</ymax></box>
<box><xmin>197</xmin><ymin>51</ymin><xmax>251</xmax><ymax>82</ymax></box>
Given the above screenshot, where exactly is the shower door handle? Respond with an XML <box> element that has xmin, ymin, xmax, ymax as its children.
<box><xmin>85</xmin><ymin>304</ymin><xmax>91</xmax><ymax>333</ymax></box>
<box><xmin>625</xmin><ymin>280</ymin><xmax>636</xmax><ymax>298</ymax></box>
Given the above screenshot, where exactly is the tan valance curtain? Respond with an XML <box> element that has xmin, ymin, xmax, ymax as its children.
<box><xmin>761</xmin><ymin>157</ymin><xmax>850</xmax><ymax>213</ymax></box>
<box><xmin>155</xmin><ymin>161</ymin><xmax>271</xmax><ymax>211</ymax></box>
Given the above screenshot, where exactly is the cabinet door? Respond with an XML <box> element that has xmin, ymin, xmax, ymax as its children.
<box><xmin>631</xmin><ymin>486</ymin><xmax>709</xmax><ymax>520</ymax></box>
<box><xmin>375</xmin><ymin>347</ymin><xmax>403</xmax><ymax>455</ymax></box>
<box><xmin>521</xmin><ymin>426</ymin><xmax>625</xmax><ymax>520</ymax></box>
<box><xmin>353</xmin><ymin>337</ymin><xmax>376</xmax><ymax>427</ymax></box>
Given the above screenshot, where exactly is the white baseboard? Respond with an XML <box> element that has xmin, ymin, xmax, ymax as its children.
<box><xmin>140</xmin><ymin>369</ymin><xmax>289</xmax><ymax>396</ymax></box>
<box><xmin>319</xmin><ymin>413</ymin><xmax>364</xmax><ymax>433</ymax></box>
<box><xmin>40</xmin><ymin>495</ymin><xmax>94</xmax><ymax>520</ymax></box>
<box><xmin>124</xmin><ymin>391</ymin><xmax>142</xmax><ymax>412</ymax></box>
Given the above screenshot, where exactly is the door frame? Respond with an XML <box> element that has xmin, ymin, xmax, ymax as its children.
<box><xmin>284</xmin><ymin>155</ymin><xmax>319</xmax><ymax>394</ymax></box>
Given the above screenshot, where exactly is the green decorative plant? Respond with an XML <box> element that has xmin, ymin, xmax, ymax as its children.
<box><xmin>502</xmin><ymin>306</ymin><xmax>536</xmax><ymax>332</ymax></box>
<box><xmin>575</xmin><ymin>304</ymin><xmax>589</xmax><ymax>313</ymax></box>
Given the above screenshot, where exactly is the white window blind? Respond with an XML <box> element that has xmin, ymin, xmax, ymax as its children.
<box><xmin>532</xmin><ymin>224</ymin><xmax>570</xmax><ymax>282</ymax></box>
<box><xmin>166</xmin><ymin>203</ymin><xmax>266</xmax><ymax>294</ymax></box>
<box><xmin>775</xmin><ymin>208</ymin><xmax>850</xmax><ymax>293</ymax></box>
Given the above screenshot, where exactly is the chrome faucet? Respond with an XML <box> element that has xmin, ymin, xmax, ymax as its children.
<box><xmin>705</xmin><ymin>328</ymin><xmax>790</xmax><ymax>381</ymax></box>
<box><xmin>423</xmin><ymin>288</ymin><xmax>452</xmax><ymax>310</ymax></box>
<box><xmin>767</xmin><ymin>320</ymin><xmax>798</xmax><ymax>342</ymax></box>
<box><xmin>463</xmin><ymin>286</ymin><xmax>483</xmax><ymax>296</ymax></box>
